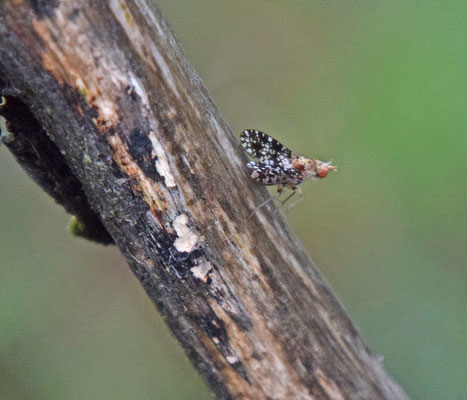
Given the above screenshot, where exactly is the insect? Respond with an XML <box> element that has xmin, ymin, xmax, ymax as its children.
<box><xmin>240</xmin><ymin>129</ymin><xmax>336</xmax><ymax>210</ymax></box>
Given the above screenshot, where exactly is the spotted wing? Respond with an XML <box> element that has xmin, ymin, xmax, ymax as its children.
<box><xmin>240</xmin><ymin>129</ymin><xmax>292</xmax><ymax>162</ymax></box>
<box><xmin>246</xmin><ymin>161</ymin><xmax>301</xmax><ymax>186</ymax></box>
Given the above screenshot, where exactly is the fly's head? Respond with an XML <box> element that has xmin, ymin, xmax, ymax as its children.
<box><xmin>314</xmin><ymin>159</ymin><xmax>336</xmax><ymax>178</ymax></box>
<box><xmin>292</xmin><ymin>157</ymin><xmax>336</xmax><ymax>180</ymax></box>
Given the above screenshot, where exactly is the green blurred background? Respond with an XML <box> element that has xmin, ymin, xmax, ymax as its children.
<box><xmin>1</xmin><ymin>1</ymin><xmax>465</xmax><ymax>399</ymax></box>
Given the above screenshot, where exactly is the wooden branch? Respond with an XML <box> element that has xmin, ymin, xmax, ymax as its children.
<box><xmin>0</xmin><ymin>1</ymin><xmax>409</xmax><ymax>399</ymax></box>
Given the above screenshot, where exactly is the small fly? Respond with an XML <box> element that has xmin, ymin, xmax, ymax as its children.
<box><xmin>240</xmin><ymin>129</ymin><xmax>336</xmax><ymax>211</ymax></box>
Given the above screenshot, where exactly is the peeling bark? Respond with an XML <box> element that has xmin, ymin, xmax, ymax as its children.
<box><xmin>0</xmin><ymin>1</ymin><xmax>410</xmax><ymax>399</ymax></box>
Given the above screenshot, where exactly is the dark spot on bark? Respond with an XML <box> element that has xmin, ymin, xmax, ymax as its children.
<box><xmin>68</xmin><ymin>7</ymin><xmax>81</xmax><ymax>21</ymax></box>
<box><xmin>168</xmin><ymin>246</ymin><xmax>205</xmax><ymax>277</ymax></box>
<box><xmin>251</xmin><ymin>351</ymin><xmax>262</xmax><ymax>361</ymax></box>
<box><xmin>126</xmin><ymin>85</ymin><xmax>139</xmax><ymax>102</ymax></box>
<box><xmin>28</xmin><ymin>0</ymin><xmax>58</xmax><ymax>18</ymax></box>
<box><xmin>160</xmin><ymin>116</ymin><xmax>176</xmax><ymax>136</ymax></box>
<box><xmin>302</xmin><ymin>355</ymin><xmax>314</xmax><ymax>371</ymax></box>
<box><xmin>110</xmin><ymin>161</ymin><xmax>127</xmax><ymax>180</ymax></box>
<box><xmin>88</xmin><ymin>105</ymin><xmax>99</xmax><ymax>119</ymax></box>
<box><xmin>229</xmin><ymin>360</ymin><xmax>251</xmax><ymax>384</ymax></box>
<box><xmin>200</xmin><ymin>313</ymin><xmax>227</xmax><ymax>342</ymax></box>
<box><xmin>128</xmin><ymin>128</ymin><xmax>161</xmax><ymax>180</ymax></box>
<box><xmin>152</xmin><ymin>106</ymin><xmax>176</xmax><ymax>137</ymax></box>
<box><xmin>128</xmin><ymin>128</ymin><xmax>152</xmax><ymax>158</ymax></box>
<box><xmin>199</xmin><ymin>312</ymin><xmax>250</xmax><ymax>382</ymax></box>
<box><xmin>138</xmin><ymin>216</ymin><xmax>204</xmax><ymax>278</ymax></box>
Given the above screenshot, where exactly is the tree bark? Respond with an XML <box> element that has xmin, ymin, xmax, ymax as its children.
<box><xmin>0</xmin><ymin>1</ymin><xmax>409</xmax><ymax>399</ymax></box>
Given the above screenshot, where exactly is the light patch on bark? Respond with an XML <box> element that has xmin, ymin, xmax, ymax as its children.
<box><xmin>173</xmin><ymin>213</ymin><xmax>199</xmax><ymax>253</ymax></box>
<box><xmin>191</xmin><ymin>260</ymin><xmax>213</xmax><ymax>282</ymax></box>
<box><xmin>148</xmin><ymin>131</ymin><xmax>176</xmax><ymax>188</ymax></box>
<box><xmin>226</xmin><ymin>355</ymin><xmax>239</xmax><ymax>364</ymax></box>
<box><xmin>95</xmin><ymin>98</ymin><xmax>119</xmax><ymax>123</ymax></box>
<box><xmin>149</xmin><ymin>43</ymin><xmax>180</xmax><ymax>98</ymax></box>
<box><xmin>128</xmin><ymin>71</ymin><xmax>150</xmax><ymax>109</ymax></box>
<box><xmin>181</xmin><ymin>154</ymin><xmax>195</xmax><ymax>175</ymax></box>
<box><xmin>135</xmin><ymin>0</ymin><xmax>164</xmax><ymax>35</ymax></box>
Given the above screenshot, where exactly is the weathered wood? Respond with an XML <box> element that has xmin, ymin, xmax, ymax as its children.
<box><xmin>0</xmin><ymin>90</ymin><xmax>113</xmax><ymax>244</ymax></box>
<box><xmin>0</xmin><ymin>1</ymin><xmax>409</xmax><ymax>399</ymax></box>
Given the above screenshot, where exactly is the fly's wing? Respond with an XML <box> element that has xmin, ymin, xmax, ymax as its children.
<box><xmin>240</xmin><ymin>129</ymin><xmax>292</xmax><ymax>162</ymax></box>
<box><xmin>246</xmin><ymin>160</ymin><xmax>301</xmax><ymax>186</ymax></box>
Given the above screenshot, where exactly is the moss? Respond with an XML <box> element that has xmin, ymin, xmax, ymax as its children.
<box><xmin>79</xmin><ymin>88</ymin><xmax>88</xmax><ymax>101</ymax></box>
<box><xmin>119</xmin><ymin>0</ymin><xmax>135</xmax><ymax>26</ymax></box>
<box><xmin>68</xmin><ymin>216</ymin><xmax>86</xmax><ymax>238</ymax></box>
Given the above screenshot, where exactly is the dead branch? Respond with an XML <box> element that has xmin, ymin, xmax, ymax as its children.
<box><xmin>0</xmin><ymin>1</ymin><xmax>409</xmax><ymax>399</ymax></box>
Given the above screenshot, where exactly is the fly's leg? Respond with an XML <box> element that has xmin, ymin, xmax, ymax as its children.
<box><xmin>272</xmin><ymin>185</ymin><xmax>298</xmax><ymax>216</ymax></box>
<box><xmin>280</xmin><ymin>186</ymin><xmax>304</xmax><ymax>213</ymax></box>
<box><xmin>250</xmin><ymin>185</ymin><xmax>284</xmax><ymax>216</ymax></box>
<box><xmin>279</xmin><ymin>186</ymin><xmax>298</xmax><ymax>206</ymax></box>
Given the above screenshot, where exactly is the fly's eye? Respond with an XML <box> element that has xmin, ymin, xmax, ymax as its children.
<box><xmin>318</xmin><ymin>168</ymin><xmax>328</xmax><ymax>178</ymax></box>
